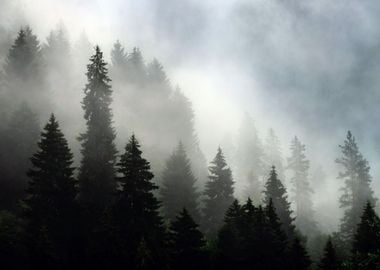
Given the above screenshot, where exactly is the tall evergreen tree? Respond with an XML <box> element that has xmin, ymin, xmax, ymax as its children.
<box><xmin>336</xmin><ymin>131</ymin><xmax>376</xmax><ymax>251</ymax></box>
<box><xmin>126</xmin><ymin>47</ymin><xmax>146</xmax><ymax>85</ymax></box>
<box><xmin>110</xmin><ymin>40</ymin><xmax>127</xmax><ymax>81</ymax></box>
<box><xmin>23</xmin><ymin>114</ymin><xmax>78</xmax><ymax>268</ymax></box>
<box><xmin>0</xmin><ymin>103</ymin><xmax>39</xmax><ymax>210</ymax></box>
<box><xmin>318</xmin><ymin>237</ymin><xmax>340</xmax><ymax>270</ymax></box>
<box><xmin>168</xmin><ymin>208</ymin><xmax>206</xmax><ymax>270</ymax></box>
<box><xmin>113</xmin><ymin>135</ymin><xmax>167</xmax><ymax>269</ymax></box>
<box><xmin>235</xmin><ymin>113</ymin><xmax>265</xmax><ymax>203</ymax></box>
<box><xmin>287</xmin><ymin>136</ymin><xmax>318</xmax><ymax>237</ymax></box>
<box><xmin>288</xmin><ymin>237</ymin><xmax>312</xmax><ymax>270</ymax></box>
<box><xmin>203</xmin><ymin>147</ymin><xmax>234</xmax><ymax>236</ymax></box>
<box><xmin>78</xmin><ymin>46</ymin><xmax>117</xmax><ymax>208</ymax></box>
<box><xmin>351</xmin><ymin>202</ymin><xmax>380</xmax><ymax>269</ymax></box>
<box><xmin>264</xmin><ymin>128</ymin><xmax>285</xmax><ymax>180</ymax></box>
<box><xmin>264</xmin><ymin>166</ymin><xmax>295</xmax><ymax>241</ymax></box>
<box><xmin>160</xmin><ymin>142</ymin><xmax>200</xmax><ymax>222</ymax></box>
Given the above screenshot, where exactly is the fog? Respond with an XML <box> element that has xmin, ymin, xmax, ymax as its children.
<box><xmin>1</xmin><ymin>0</ymin><xmax>380</xmax><ymax>233</ymax></box>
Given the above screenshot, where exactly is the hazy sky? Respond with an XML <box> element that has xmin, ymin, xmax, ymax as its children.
<box><xmin>2</xmin><ymin>0</ymin><xmax>380</xmax><ymax>230</ymax></box>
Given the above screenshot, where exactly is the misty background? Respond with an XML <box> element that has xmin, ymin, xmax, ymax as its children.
<box><xmin>1</xmin><ymin>0</ymin><xmax>380</xmax><ymax>232</ymax></box>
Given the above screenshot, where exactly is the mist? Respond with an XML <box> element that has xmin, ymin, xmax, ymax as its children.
<box><xmin>1</xmin><ymin>0</ymin><xmax>380</xmax><ymax>268</ymax></box>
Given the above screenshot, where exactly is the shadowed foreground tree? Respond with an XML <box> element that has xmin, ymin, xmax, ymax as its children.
<box><xmin>78</xmin><ymin>46</ymin><xmax>117</xmax><ymax>209</ymax></box>
<box><xmin>203</xmin><ymin>147</ymin><xmax>234</xmax><ymax>236</ymax></box>
<box><xmin>23</xmin><ymin>114</ymin><xmax>78</xmax><ymax>268</ymax></box>
<box><xmin>351</xmin><ymin>202</ymin><xmax>380</xmax><ymax>269</ymax></box>
<box><xmin>160</xmin><ymin>142</ymin><xmax>200</xmax><ymax>222</ymax></box>
<box><xmin>113</xmin><ymin>135</ymin><xmax>167</xmax><ymax>269</ymax></box>
<box><xmin>264</xmin><ymin>166</ymin><xmax>295</xmax><ymax>241</ymax></box>
<box><xmin>288</xmin><ymin>237</ymin><xmax>312</xmax><ymax>270</ymax></box>
<box><xmin>318</xmin><ymin>237</ymin><xmax>340</xmax><ymax>270</ymax></box>
<box><xmin>168</xmin><ymin>208</ymin><xmax>206</xmax><ymax>270</ymax></box>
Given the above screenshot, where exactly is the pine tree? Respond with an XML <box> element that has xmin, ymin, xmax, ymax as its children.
<box><xmin>160</xmin><ymin>142</ymin><xmax>200</xmax><ymax>222</ymax></box>
<box><xmin>0</xmin><ymin>103</ymin><xmax>39</xmax><ymax>210</ymax></box>
<box><xmin>264</xmin><ymin>166</ymin><xmax>295</xmax><ymax>241</ymax></box>
<box><xmin>265</xmin><ymin>128</ymin><xmax>285</xmax><ymax>180</ymax></box>
<box><xmin>78</xmin><ymin>46</ymin><xmax>117</xmax><ymax>208</ymax></box>
<box><xmin>23</xmin><ymin>114</ymin><xmax>78</xmax><ymax>267</ymax></box>
<box><xmin>203</xmin><ymin>147</ymin><xmax>234</xmax><ymax>236</ymax></box>
<box><xmin>287</xmin><ymin>136</ymin><xmax>318</xmax><ymax>237</ymax></box>
<box><xmin>318</xmin><ymin>237</ymin><xmax>340</xmax><ymax>270</ymax></box>
<box><xmin>126</xmin><ymin>47</ymin><xmax>146</xmax><ymax>85</ymax></box>
<box><xmin>336</xmin><ymin>131</ymin><xmax>376</xmax><ymax>251</ymax></box>
<box><xmin>351</xmin><ymin>202</ymin><xmax>380</xmax><ymax>269</ymax></box>
<box><xmin>288</xmin><ymin>237</ymin><xmax>312</xmax><ymax>270</ymax></box>
<box><xmin>168</xmin><ymin>208</ymin><xmax>206</xmax><ymax>270</ymax></box>
<box><xmin>113</xmin><ymin>135</ymin><xmax>167</xmax><ymax>269</ymax></box>
<box><xmin>110</xmin><ymin>40</ymin><xmax>127</xmax><ymax>81</ymax></box>
<box><xmin>236</xmin><ymin>113</ymin><xmax>265</xmax><ymax>203</ymax></box>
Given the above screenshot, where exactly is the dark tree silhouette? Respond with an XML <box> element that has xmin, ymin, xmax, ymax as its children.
<box><xmin>168</xmin><ymin>208</ymin><xmax>206</xmax><ymax>270</ymax></box>
<box><xmin>23</xmin><ymin>114</ymin><xmax>78</xmax><ymax>268</ymax></box>
<box><xmin>288</xmin><ymin>237</ymin><xmax>312</xmax><ymax>270</ymax></box>
<box><xmin>160</xmin><ymin>142</ymin><xmax>200</xmax><ymax>222</ymax></box>
<box><xmin>113</xmin><ymin>135</ymin><xmax>167</xmax><ymax>269</ymax></box>
<box><xmin>203</xmin><ymin>147</ymin><xmax>234</xmax><ymax>236</ymax></box>
<box><xmin>78</xmin><ymin>45</ymin><xmax>117</xmax><ymax>209</ymax></box>
<box><xmin>318</xmin><ymin>237</ymin><xmax>340</xmax><ymax>270</ymax></box>
<box><xmin>264</xmin><ymin>166</ymin><xmax>295</xmax><ymax>241</ymax></box>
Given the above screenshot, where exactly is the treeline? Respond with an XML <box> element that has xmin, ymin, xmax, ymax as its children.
<box><xmin>0</xmin><ymin>25</ymin><xmax>379</xmax><ymax>270</ymax></box>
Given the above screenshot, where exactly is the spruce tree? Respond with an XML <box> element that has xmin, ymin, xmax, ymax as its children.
<box><xmin>351</xmin><ymin>202</ymin><xmax>380</xmax><ymax>269</ymax></box>
<box><xmin>287</xmin><ymin>136</ymin><xmax>318</xmax><ymax>237</ymax></box>
<box><xmin>264</xmin><ymin>166</ymin><xmax>295</xmax><ymax>241</ymax></box>
<box><xmin>110</xmin><ymin>40</ymin><xmax>127</xmax><ymax>81</ymax></box>
<box><xmin>113</xmin><ymin>135</ymin><xmax>167</xmax><ymax>269</ymax></box>
<box><xmin>203</xmin><ymin>147</ymin><xmax>234</xmax><ymax>236</ymax></box>
<box><xmin>23</xmin><ymin>114</ymin><xmax>78</xmax><ymax>267</ymax></box>
<box><xmin>160</xmin><ymin>142</ymin><xmax>200</xmax><ymax>222</ymax></box>
<box><xmin>235</xmin><ymin>113</ymin><xmax>265</xmax><ymax>203</ymax></box>
<box><xmin>168</xmin><ymin>208</ymin><xmax>206</xmax><ymax>270</ymax></box>
<box><xmin>126</xmin><ymin>47</ymin><xmax>146</xmax><ymax>85</ymax></box>
<box><xmin>336</xmin><ymin>131</ymin><xmax>376</xmax><ymax>251</ymax></box>
<box><xmin>78</xmin><ymin>45</ymin><xmax>117</xmax><ymax>208</ymax></box>
<box><xmin>318</xmin><ymin>237</ymin><xmax>340</xmax><ymax>270</ymax></box>
<box><xmin>0</xmin><ymin>103</ymin><xmax>39</xmax><ymax>210</ymax></box>
<box><xmin>265</xmin><ymin>128</ymin><xmax>285</xmax><ymax>180</ymax></box>
<box><xmin>288</xmin><ymin>237</ymin><xmax>312</xmax><ymax>270</ymax></box>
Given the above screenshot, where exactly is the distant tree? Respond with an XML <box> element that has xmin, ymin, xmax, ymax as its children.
<box><xmin>170</xmin><ymin>87</ymin><xmax>208</xmax><ymax>187</ymax></box>
<box><xmin>264</xmin><ymin>128</ymin><xmax>285</xmax><ymax>180</ymax></box>
<box><xmin>236</xmin><ymin>113</ymin><xmax>265</xmax><ymax>203</ymax></box>
<box><xmin>351</xmin><ymin>202</ymin><xmax>380</xmax><ymax>269</ymax></box>
<box><xmin>113</xmin><ymin>135</ymin><xmax>167</xmax><ymax>269</ymax></box>
<box><xmin>336</xmin><ymin>131</ymin><xmax>376</xmax><ymax>252</ymax></box>
<box><xmin>264</xmin><ymin>166</ymin><xmax>295</xmax><ymax>241</ymax></box>
<box><xmin>289</xmin><ymin>237</ymin><xmax>312</xmax><ymax>270</ymax></box>
<box><xmin>126</xmin><ymin>47</ymin><xmax>146</xmax><ymax>85</ymax></box>
<box><xmin>203</xmin><ymin>147</ymin><xmax>234</xmax><ymax>236</ymax></box>
<box><xmin>168</xmin><ymin>208</ymin><xmax>206</xmax><ymax>270</ymax></box>
<box><xmin>72</xmin><ymin>31</ymin><xmax>93</xmax><ymax>75</ymax></box>
<box><xmin>78</xmin><ymin>46</ymin><xmax>117</xmax><ymax>209</ymax></box>
<box><xmin>287</xmin><ymin>136</ymin><xmax>318</xmax><ymax>237</ymax></box>
<box><xmin>23</xmin><ymin>114</ymin><xmax>78</xmax><ymax>268</ymax></box>
<box><xmin>147</xmin><ymin>58</ymin><xmax>171</xmax><ymax>95</ymax></box>
<box><xmin>160</xmin><ymin>142</ymin><xmax>200</xmax><ymax>222</ymax></box>
<box><xmin>318</xmin><ymin>237</ymin><xmax>340</xmax><ymax>270</ymax></box>
<box><xmin>110</xmin><ymin>40</ymin><xmax>127</xmax><ymax>81</ymax></box>
<box><xmin>0</xmin><ymin>103</ymin><xmax>39</xmax><ymax>211</ymax></box>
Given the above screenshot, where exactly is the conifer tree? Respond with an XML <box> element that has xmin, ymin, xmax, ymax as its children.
<box><xmin>113</xmin><ymin>135</ymin><xmax>167</xmax><ymax>269</ymax></box>
<box><xmin>264</xmin><ymin>166</ymin><xmax>295</xmax><ymax>241</ymax></box>
<box><xmin>78</xmin><ymin>46</ymin><xmax>117</xmax><ymax>208</ymax></box>
<box><xmin>318</xmin><ymin>237</ymin><xmax>340</xmax><ymax>270</ymax></box>
<box><xmin>23</xmin><ymin>114</ymin><xmax>78</xmax><ymax>267</ymax></box>
<box><xmin>168</xmin><ymin>208</ymin><xmax>206</xmax><ymax>270</ymax></box>
<box><xmin>126</xmin><ymin>47</ymin><xmax>146</xmax><ymax>85</ymax></box>
<box><xmin>203</xmin><ymin>147</ymin><xmax>234</xmax><ymax>236</ymax></box>
<box><xmin>336</xmin><ymin>131</ymin><xmax>376</xmax><ymax>251</ymax></box>
<box><xmin>0</xmin><ymin>103</ymin><xmax>39</xmax><ymax>210</ymax></box>
<box><xmin>236</xmin><ymin>113</ymin><xmax>265</xmax><ymax>203</ymax></box>
<box><xmin>265</xmin><ymin>128</ymin><xmax>285</xmax><ymax>180</ymax></box>
<box><xmin>110</xmin><ymin>40</ymin><xmax>127</xmax><ymax>81</ymax></box>
<box><xmin>160</xmin><ymin>142</ymin><xmax>200</xmax><ymax>222</ymax></box>
<box><xmin>351</xmin><ymin>202</ymin><xmax>380</xmax><ymax>269</ymax></box>
<box><xmin>287</xmin><ymin>136</ymin><xmax>318</xmax><ymax>237</ymax></box>
<box><xmin>288</xmin><ymin>237</ymin><xmax>312</xmax><ymax>270</ymax></box>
